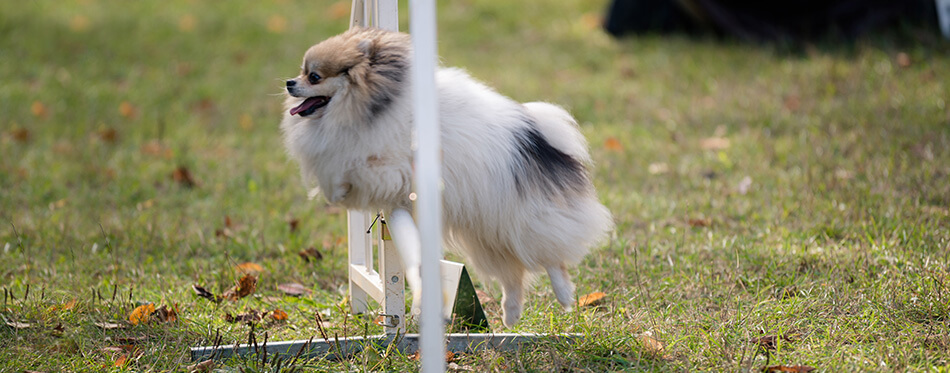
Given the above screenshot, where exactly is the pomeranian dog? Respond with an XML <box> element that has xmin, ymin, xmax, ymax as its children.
<box><xmin>280</xmin><ymin>28</ymin><xmax>612</xmax><ymax>327</ymax></box>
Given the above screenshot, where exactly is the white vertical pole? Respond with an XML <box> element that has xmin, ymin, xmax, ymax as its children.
<box><xmin>410</xmin><ymin>0</ymin><xmax>445</xmax><ymax>371</ymax></box>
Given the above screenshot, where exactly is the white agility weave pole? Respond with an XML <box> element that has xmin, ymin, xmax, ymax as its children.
<box><xmin>408</xmin><ymin>0</ymin><xmax>446</xmax><ymax>369</ymax></box>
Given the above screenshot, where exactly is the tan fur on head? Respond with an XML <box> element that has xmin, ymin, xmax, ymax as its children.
<box><xmin>285</xmin><ymin>28</ymin><xmax>411</xmax><ymax>125</ymax></box>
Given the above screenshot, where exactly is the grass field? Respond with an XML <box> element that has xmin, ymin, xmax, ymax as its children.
<box><xmin>2</xmin><ymin>0</ymin><xmax>950</xmax><ymax>371</ymax></box>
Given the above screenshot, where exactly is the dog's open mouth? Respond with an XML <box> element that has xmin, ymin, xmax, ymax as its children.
<box><xmin>290</xmin><ymin>96</ymin><xmax>330</xmax><ymax>116</ymax></box>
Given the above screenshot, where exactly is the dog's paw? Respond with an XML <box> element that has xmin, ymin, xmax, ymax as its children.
<box><xmin>328</xmin><ymin>183</ymin><xmax>352</xmax><ymax>203</ymax></box>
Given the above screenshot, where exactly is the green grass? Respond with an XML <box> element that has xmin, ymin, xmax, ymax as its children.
<box><xmin>2</xmin><ymin>0</ymin><xmax>950</xmax><ymax>371</ymax></box>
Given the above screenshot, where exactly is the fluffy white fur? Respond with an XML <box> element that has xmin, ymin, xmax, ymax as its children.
<box><xmin>281</xmin><ymin>28</ymin><xmax>612</xmax><ymax>327</ymax></box>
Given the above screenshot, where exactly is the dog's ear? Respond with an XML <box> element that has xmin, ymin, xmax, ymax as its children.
<box><xmin>358</xmin><ymin>39</ymin><xmax>376</xmax><ymax>59</ymax></box>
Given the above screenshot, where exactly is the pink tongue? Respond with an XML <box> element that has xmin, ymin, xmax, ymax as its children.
<box><xmin>289</xmin><ymin>97</ymin><xmax>326</xmax><ymax>115</ymax></box>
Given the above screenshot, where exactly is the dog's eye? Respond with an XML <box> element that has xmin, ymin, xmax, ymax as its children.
<box><xmin>308</xmin><ymin>72</ymin><xmax>321</xmax><ymax>84</ymax></box>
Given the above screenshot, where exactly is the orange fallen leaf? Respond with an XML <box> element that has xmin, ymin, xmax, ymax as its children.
<box><xmin>578</xmin><ymin>12</ymin><xmax>602</xmax><ymax>31</ymax></box>
<box><xmin>172</xmin><ymin>166</ymin><xmax>197</xmax><ymax>188</ymax></box>
<box><xmin>113</xmin><ymin>353</ymin><xmax>129</xmax><ymax>367</ymax></box>
<box><xmin>234</xmin><ymin>262</ymin><xmax>263</xmax><ymax>274</ymax></box>
<box><xmin>328</xmin><ymin>1</ymin><xmax>350</xmax><ymax>20</ymax></box>
<box><xmin>239</xmin><ymin>113</ymin><xmax>254</xmax><ymax>130</ymax></box>
<box><xmin>577</xmin><ymin>291</ymin><xmax>606</xmax><ymax>307</ymax></box>
<box><xmin>222</xmin><ymin>274</ymin><xmax>258</xmax><ymax>301</ymax></box>
<box><xmin>69</xmin><ymin>15</ymin><xmax>90</xmax><ymax>32</ymax></box>
<box><xmin>604</xmin><ymin>137</ymin><xmax>623</xmax><ymax>152</ymax></box>
<box><xmin>763</xmin><ymin>365</ymin><xmax>815</xmax><ymax>373</ymax></box>
<box><xmin>31</xmin><ymin>101</ymin><xmax>47</xmax><ymax>118</ymax></box>
<box><xmin>687</xmin><ymin>218</ymin><xmax>712</xmax><ymax>227</ymax></box>
<box><xmin>141</xmin><ymin>140</ymin><xmax>173</xmax><ymax>159</ymax></box>
<box><xmin>153</xmin><ymin>304</ymin><xmax>178</xmax><ymax>323</ymax></box>
<box><xmin>118</xmin><ymin>101</ymin><xmax>137</xmax><ymax>119</ymax></box>
<box><xmin>638</xmin><ymin>331</ymin><xmax>664</xmax><ymax>355</ymax></box>
<box><xmin>128</xmin><ymin>304</ymin><xmax>155</xmax><ymax>325</ymax></box>
<box><xmin>270</xmin><ymin>309</ymin><xmax>288</xmax><ymax>321</ymax></box>
<box><xmin>267</xmin><ymin>15</ymin><xmax>287</xmax><ymax>33</ymax></box>
<box><xmin>49</xmin><ymin>298</ymin><xmax>77</xmax><ymax>312</ymax></box>
<box><xmin>178</xmin><ymin>14</ymin><xmax>196</xmax><ymax>32</ymax></box>
<box><xmin>896</xmin><ymin>52</ymin><xmax>911</xmax><ymax>68</ymax></box>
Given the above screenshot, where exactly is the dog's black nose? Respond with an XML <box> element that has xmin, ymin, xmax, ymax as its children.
<box><xmin>286</xmin><ymin>80</ymin><xmax>297</xmax><ymax>87</ymax></box>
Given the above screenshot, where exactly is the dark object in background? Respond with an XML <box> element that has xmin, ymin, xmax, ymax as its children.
<box><xmin>604</xmin><ymin>0</ymin><xmax>938</xmax><ymax>41</ymax></box>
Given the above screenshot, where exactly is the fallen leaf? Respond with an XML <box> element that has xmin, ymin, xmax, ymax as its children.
<box><xmin>267</xmin><ymin>15</ymin><xmax>287</xmax><ymax>33</ymax></box>
<box><xmin>10</xmin><ymin>128</ymin><xmax>30</xmax><ymax>142</ymax></box>
<box><xmin>699</xmin><ymin>137</ymin><xmax>730</xmax><ymax>151</ymax></box>
<box><xmin>186</xmin><ymin>359</ymin><xmax>215</xmax><ymax>372</ymax></box>
<box><xmin>49</xmin><ymin>299</ymin><xmax>77</xmax><ymax>312</ymax></box>
<box><xmin>407</xmin><ymin>351</ymin><xmax>457</xmax><ymax>362</ymax></box>
<box><xmin>763</xmin><ymin>365</ymin><xmax>815</xmax><ymax>373</ymax></box>
<box><xmin>604</xmin><ymin>137</ymin><xmax>623</xmax><ymax>152</ymax></box>
<box><xmin>896</xmin><ymin>52</ymin><xmax>911</xmax><ymax>68</ymax></box>
<box><xmin>578</xmin><ymin>12</ymin><xmax>602</xmax><ymax>31</ymax></box>
<box><xmin>179</xmin><ymin>14</ymin><xmax>196</xmax><ymax>32</ymax></box>
<box><xmin>153</xmin><ymin>304</ymin><xmax>178</xmax><ymax>323</ymax></box>
<box><xmin>222</xmin><ymin>274</ymin><xmax>258</xmax><ymax>301</ymax></box>
<box><xmin>128</xmin><ymin>304</ymin><xmax>155</xmax><ymax>325</ymax></box>
<box><xmin>114</xmin><ymin>336</ymin><xmax>147</xmax><ymax>344</ymax></box>
<box><xmin>783</xmin><ymin>95</ymin><xmax>801</xmax><ymax>111</ymax></box>
<box><xmin>277</xmin><ymin>282</ymin><xmax>311</xmax><ymax>296</ymax></box>
<box><xmin>101</xmin><ymin>345</ymin><xmax>136</xmax><ymax>354</ymax></box>
<box><xmin>31</xmin><ymin>101</ymin><xmax>48</xmax><ymax>118</ymax></box>
<box><xmin>5</xmin><ymin>321</ymin><xmax>31</xmax><ymax>329</ymax></box>
<box><xmin>737</xmin><ymin>176</ymin><xmax>753</xmax><ymax>195</ymax></box>
<box><xmin>192</xmin><ymin>284</ymin><xmax>221</xmax><ymax>303</ymax></box>
<box><xmin>647</xmin><ymin>162</ymin><xmax>669</xmax><ymax>175</ymax></box>
<box><xmin>172</xmin><ymin>166</ymin><xmax>197</xmax><ymax>188</ymax></box>
<box><xmin>638</xmin><ymin>331</ymin><xmax>664</xmax><ymax>355</ymax></box>
<box><xmin>298</xmin><ymin>247</ymin><xmax>322</xmax><ymax>263</ymax></box>
<box><xmin>328</xmin><ymin>1</ymin><xmax>350</xmax><ymax>20</ymax></box>
<box><xmin>141</xmin><ymin>140</ymin><xmax>173</xmax><ymax>159</ymax></box>
<box><xmin>113</xmin><ymin>353</ymin><xmax>129</xmax><ymax>367</ymax></box>
<box><xmin>94</xmin><ymin>322</ymin><xmax>125</xmax><ymax>330</ymax></box>
<box><xmin>750</xmin><ymin>335</ymin><xmax>780</xmax><ymax>350</ymax></box>
<box><xmin>687</xmin><ymin>218</ymin><xmax>712</xmax><ymax>227</ymax></box>
<box><xmin>118</xmin><ymin>101</ymin><xmax>137</xmax><ymax>119</ymax></box>
<box><xmin>239</xmin><ymin>113</ymin><xmax>254</xmax><ymax>130</ymax></box>
<box><xmin>475</xmin><ymin>290</ymin><xmax>494</xmax><ymax>305</ymax></box>
<box><xmin>577</xmin><ymin>291</ymin><xmax>606</xmax><ymax>307</ymax></box>
<box><xmin>270</xmin><ymin>309</ymin><xmax>288</xmax><ymax>321</ymax></box>
<box><xmin>69</xmin><ymin>15</ymin><xmax>90</xmax><ymax>31</ymax></box>
<box><xmin>234</xmin><ymin>262</ymin><xmax>263</xmax><ymax>274</ymax></box>
<box><xmin>98</xmin><ymin>128</ymin><xmax>118</xmax><ymax>143</ymax></box>
<box><xmin>224</xmin><ymin>309</ymin><xmax>264</xmax><ymax>323</ymax></box>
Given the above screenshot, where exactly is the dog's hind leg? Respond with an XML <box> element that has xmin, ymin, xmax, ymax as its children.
<box><xmin>546</xmin><ymin>263</ymin><xmax>575</xmax><ymax>311</ymax></box>
<box><xmin>500</xmin><ymin>264</ymin><xmax>526</xmax><ymax>328</ymax></box>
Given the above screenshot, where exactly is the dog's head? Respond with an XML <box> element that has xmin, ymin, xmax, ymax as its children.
<box><xmin>285</xmin><ymin>28</ymin><xmax>410</xmax><ymax>123</ymax></box>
